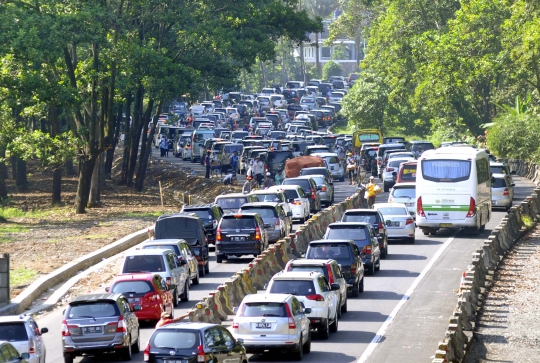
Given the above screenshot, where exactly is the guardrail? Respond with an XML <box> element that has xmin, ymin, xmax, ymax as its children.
<box><xmin>188</xmin><ymin>188</ymin><xmax>366</xmax><ymax>323</ymax></box>
<box><xmin>432</xmin><ymin>160</ymin><xmax>540</xmax><ymax>363</ymax></box>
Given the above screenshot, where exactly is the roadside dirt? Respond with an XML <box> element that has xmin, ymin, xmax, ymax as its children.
<box><xmin>2</xmin><ymin>150</ymin><xmax>242</xmax><ymax>298</ymax></box>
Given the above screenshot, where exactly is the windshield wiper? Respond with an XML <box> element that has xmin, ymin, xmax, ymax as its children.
<box><xmin>262</xmin><ymin>314</ymin><xmax>282</xmax><ymax>317</ymax></box>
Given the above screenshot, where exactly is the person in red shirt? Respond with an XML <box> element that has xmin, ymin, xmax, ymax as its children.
<box><xmin>155</xmin><ymin>311</ymin><xmax>190</xmax><ymax>329</ymax></box>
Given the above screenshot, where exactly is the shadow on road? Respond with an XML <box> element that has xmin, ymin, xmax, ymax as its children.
<box><xmin>374</xmin><ymin>269</ymin><xmax>420</xmax><ymax>278</ymax></box>
<box><xmin>386</xmin><ymin>253</ymin><xmax>427</xmax><ymax>260</ymax></box>
<box><xmin>360</xmin><ymin>290</ymin><xmax>404</xmax><ymax>300</ymax></box>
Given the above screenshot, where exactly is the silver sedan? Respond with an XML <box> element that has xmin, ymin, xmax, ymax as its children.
<box><xmin>310</xmin><ymin>174</ymin><xmax>335</xmax><ymax>207</ymax></box>
<box><xmin>373</xmin><ymin>203</ymin><xmax>416</xmax><ymax>244</ymax></box>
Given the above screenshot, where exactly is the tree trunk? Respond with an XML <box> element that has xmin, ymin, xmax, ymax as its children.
<box><xmin>119</xmin><ymin>92</ymin><xmax>133</xmax><ymax>184</ymax></box>
<box><xmin>299</xmin><ymin>43</ymin><xmax>306</xmax><ymax>84</ymax></box>
<box><xmin>65</xmin><ymin>159</ymin><xmax>75</xmax><ymax>176</ymax></box>
<box><xmin>315</xmin><ymin>33</ymin><xmax>321</xmax><ymax>77</ymax></box>
<box><xmin>52</xmin><ymin>167</ymin><xmax>62</xmax><ymax>205</ymax></box>
<box><xmin>88</xmin><ymin>154</ymin><xmax>101</xmax><ymax>206</ymax></box>
<box><xmin>0</xmin><ymin>149</ymin><xmax>7</xmax><ymax>199</ymax></box>
<box><xmin>11</xmin><ymin>156</ymin><xmax>16</xmax><ymax>180</ymax></box>
<box><xmin>15</xmin><ymin>157</ymin><xmax>27</xmax><ymax>191</ymax></box>
<box><xmin>105</xmin><ymin>103</ymin><xmax>123</xmax><ymax>179</ymax></box>
<box><xmin>74</xmin><ymin>157</ymin><xmax>97</xmax><ymax>213</ymax></box>
<box><xmin>242</xmin><ymin>69</ymin><xmax>250</xmax><ymax>94</ymax></box>
<box><xmin>126</xmin><ymin>86</ymin><xmax>146</xmax><ymax>186</ymax></box>
<box><xmin>134</xmin><ymin>100</ymin><xmax>160</xmax><ymax>191</ymax></box>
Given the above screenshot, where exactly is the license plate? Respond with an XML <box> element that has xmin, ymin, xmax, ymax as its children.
<box><xmin>128</xmin><ymin>298</ymin><xmax>140</xmax><ymax>303</ymax></box>
<box><xmin>256</xmin><ymin>322</ymin><xmax>271</xmax><ymax>329</ymax></box>
<box><xmin>166</xmin><ymin>360</ymin><xmax>189</xmax><ymax>363</ymax></box>
<box><xmin>391</xmin><ymin>222</ymin><xmax>400</xmax><ymax>227</ymax></box>
<box><xmin>440</xmin><ymin>223</ymin><xmax>453</xmax><ymax>228</ymax></box>
<box><xmin>83</xmin><ymin>326</ymin><xmax>103</xmax><ymax>334</ymax></box>
<box><xmin>405</xmin><ymin>203</ymin><xmax>414</xmax><ymax>207</ymax></box>
<box><xmin>232</xmin><ymin>236</ymin><xmax>245</xmax><ymax>241</ymax></box>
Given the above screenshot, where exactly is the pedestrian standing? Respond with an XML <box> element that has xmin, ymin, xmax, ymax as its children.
<box><xmin>252</xmin><ymin>156</ymin><xmax>265</xmax><ymax>186</ymax></box>
<box><xmin>365</xmin><ymin>176</ymin><xmax>382</xmax><ymax>208</ymax></box>
<box><xmin>346</xmin><ymin>152</ymin><xmax>356</xmax><ymax>185</ymax></box>
<box><xmin>263</xmin><ymin>172</ymin><xmax>275</xmax><ymax>189</ymax></box>
<box><xmin>275</xmin><ymin>168</ymin><xmax>284</xmax><ymax>185</ymax></box>
<box><xmin>231</xmin><ymin>151</ymin><xmax>239</xmax><ymax>175</ymax></box>
<box><xmin>204</xmin><ymin>150</ymin><xmax>211</xmax><ymax>179</ymax></box>
<box><xmin>159</xmin><ymin>137</ymin><xmax>168</xmax><ymax>157</ymax></box>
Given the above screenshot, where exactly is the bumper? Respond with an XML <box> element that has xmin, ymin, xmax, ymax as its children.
<box><xmin>387</xmin><ymin>225</ymin><xmax>416</xmax><ymax>239</ymax></box>
<box><xmin>307</xmin><ymin>316</ymin><xmax>328</xmax><ymax>329</ymax></box>
<box><xmin>492</xmin><ymin>196</ymin><xmax>512</xmax><ymax>207</ymax></box>
<box><xmin>330</xmin><ymin>169</ymin><xmax>344</xmax><ymax>178</ymax></box>
<box><xmin>243</xmin><ymin>342</ymin><xmax>301</xmax><ymax>353</ymax></box>
<box><xmin>417</xmin><ymin>217</ymin><xmax>477</xmax><ymax>229</ymax></box>
<box><xmin>134</xmin><ymin>305</ymin><xmax>162</xmax><ymax>321</ymax></box>
<box><xmin>216</xmin><ymin>241</ymin><xmax>262</xmax><ymax>256</ymax></box>
<box><xmin>290</xmin><ymin>205</ymin><xmax>305</xmax><ymax>219</ymax></box>
<box><xmin>63</xmin><ymin>335</ymin><xmax>129</xmax><ymax>354</ymax></box>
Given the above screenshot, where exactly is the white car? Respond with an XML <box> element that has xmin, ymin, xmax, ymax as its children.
<box><xmin>249</xmin><ymin>189</ymin><xmax>293</xmax><ymax>219</ymax></box>
<box><xmin>312</xmin><ymin>152</ymin><xmax>345</xmax><ymax>182</ymax></box>
<box><xmin>373</xmin><ymin>203</ymin><xmax>416</xmax><ymax>244</ymax></box>
<box><xmin>268</xmin><ymin>185</ymin><xmax>310</xmax><ymax>223</ymax></box>
<box><xmin>328</xmin><ymin>91</ymin><xmax>345</xmax><ymax>103</ymax></box>
<box><xmin>257</xmin><ymin>96</ymin><xmax>273</xmax><ymax>110</ymax></box>
<box><xmin>382</xmin><ymin>158</ymin><xmax>414</xmax><ymax>192</ymax></box>
<box><xmin>270</xmin><ymin>94</ymin><xmax>288</xmax><ymax>108</ymax></box>
<box><xmin>388</xmin><ymin>182</ymin><xmax>416</xmax><ymax>219</ymax></box>
<box><xmin>266</xmin><ymin>271</ymin><xmax>340</xmax><ymax>340</ymax></box>
<box><xmin>300</xmin><ymin>96</ymin><xmax>317</xmax><ymax>110</ymax></box>
<box><xmin>230</xmin><ymin>293</ymin><xmax>311</xmax><ymax>359</ymax></box>
<box><xmin>0</xmin><ymin>315</ymin><xmax>48</xmax><ymax>363</ymax></box>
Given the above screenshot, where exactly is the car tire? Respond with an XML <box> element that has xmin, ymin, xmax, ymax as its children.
<box><xmin>351</xmin><ymin>280</ymin><xmax>360</xmax><ymax>298</ymax></box>
<box><xmin>181</xmin><ymin>280</ymin><xmax>190</xmax><ymax>302</ymax></box>
<box><xmin>192</xmin><ymin>269</ymin><xmax>200</xmax><ymax>285</ymax></box>
<box><xmin>341</xmin><ymin>297</ymin><xmax>348</xmax><ymax>313</ymax></box>
<box><xmin>121</xmin><ymin>336</ymin><xmax>132</xmax><ymax>361</ymax></box>
<box><xmin>409</xmin><ymin>237</ymin><xmax>415</xmax><ymax>244</ymax></box>
<box><xmin>330</xmin><ymin>312</ymin><xmax>338</xmax><ymax>333</ymax></box>
<box><xmin>337</xmin><ymin>299</ymin><xmax>342</xmax><ymax>318</ymax></box>
<box><xmin>367</xmin><ymin>262</ymin><xmax>375</xmax><ymax>276</ymax></box>
<box><xmin>132</xmin><ymin>330</ymin><xmax>140</xmax><ymax>353</ymax></box>
<box><xmin>216</xmin><ymin>255</ymin><xmax>223</xmax><ymax>263</ymax></box>
<box><xmin>199</xmin><ymin>265</ymin><xmax>206</xmax><ymax>277</ymax></box>
<box><xmin>359</xmin><ymin>277</ymin><xmax>365</xmax><ymax>293</ymax></box>
<box><xmin>173</xmin><ymin>288</ymin><xmax>180</xmax><ymax>307</ymax></box>
<box><xmin>303</xmin><ymin>331</ymin><xmax>311</xmax><ymax>354</ymax></box>
<box><xmin>318</xmin><ymin>318</ymin><xmax>330</xmax><ymax>340</ymax></box>
<box><xmin>205</xmin><ymin>262</ymin><xmax>210</xmax><ymax>274</ymax></box>
<box><xmin>63</xmin><ymin>355</ymin><xmax>74</xmax><ymax>363</ymax></box>
<box><xmin>375</xmin><ymin>257</ymin><xmax>380</xmax><ymax>272</ymax></box>
<box><xmin>295</xmin><ymin>335</ymin><xmax>304</xmax><ymax>361</ymax></box>
<box><xmin>383</xmin><ymin>182</ymin><xmax>390</xmax><ymax>193</ymax></box>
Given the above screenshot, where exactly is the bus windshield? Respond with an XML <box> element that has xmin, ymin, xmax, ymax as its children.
<box><xmin>421</xmin><ymin>160</ymin><xmax>471</xmax><ymax>182</ymax></box>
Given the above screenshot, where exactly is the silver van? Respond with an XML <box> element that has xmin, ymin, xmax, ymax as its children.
<box><xmin>190</xmin><ymin>129</ymin><xmax>216</xmax><ymax>163</ymax></box>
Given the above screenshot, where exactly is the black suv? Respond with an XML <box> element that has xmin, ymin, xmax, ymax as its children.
<box><xmin>62</xmin><ymin>293</ymin><xmax>141</xmax><ymax>362</ymax></box>
<box><xmin>181</xmin><ymin>204</ymin><xmax>224</xmax><ymax>245</ymax></box>
<box><xmin>215</xmin><ymin>213</ymin><xmax>269</xmax><ymax>263</ymax></box>
<box><xmin>341</xmin><ymin>209</ymin><xmax>389</xmax><ymax>259</ymax></box>
<box><xmin>306</xmin><ymin>240</ymin><xmax>364</xmax><ymax>297</ymax></box>
<box><xmin>154</xmin><ymin>213</ymin><xmax>210</xmax><ymax>276</ymax></box>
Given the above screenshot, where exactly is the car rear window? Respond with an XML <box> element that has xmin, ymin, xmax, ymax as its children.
<box><xmin>400</xmin><ymin>165</ymin><xmax>417</xmax><ymax>181</ymax></box>
<box><xmin>326</xmin><ymin>227</ymin><xmax>367</xmax><ymax>241</ymax></box>
<box><xmin>254</xmin><ymin>194</ymin><xmax>283</xmax><ymax>203</ymax></box>
<box><xmin>111</xmin><ymin>281</ymin><xmax>154</xmax><ymax>294</ymax></box>
<box><xmin>270</xmin><ymin>280</ymin><xmax>315</xmax><ymax>295</ymax></box>
<box><xmin>232</xmin><ymin>131</ymin><xmax>249</xmax><ymax>139</ymax></box>
<box><xmin>490</xmin><ymin>166</ymin><xmax>507</xmax><ymax>174</ymax></box>
<box><xmin>183</xmin><ymin>209</ymin><xmax>212</xmax><ymax>221</ymax></box>
<box><xmin>342</xmin><ymin>213</ymin><xmax>378</xmax><ymax>224</ymax></box>
<box><xmin>123</xmin><ymin>255</ymin><xmax>165</xmax><ymax>273</ymax></box>
<box><xmin>155</xmin><ymin>218</ymin><xmax>199</xmax><ymax>239</ymax></box>
<box><xmin>68</xmin><ymin>302</ymin><xmax>118</xmax><ymax>318</ymax></box>
<box><xmin>389</xmin><ymin>159</ymin><xmax>409</xmax><ymax>168</ymax></box>
<box><xmin>142</xmin><ymin>244</ymin><xmax>180</xmax><ymax>256</ymax></box>
<box><xmin>376</xmin><ymin>207</ymin><xmax>408</xmax><ymax>216</ymax></box>
<box><xmin>241</xmin><ymin>207</ymin><xmax>277</xmax><ymax>219</ymax></box>
<box><xmin>0</xmin><ymin>323</ymin><xmax>28</xmax><ymax>341</ymax></box>
<box><xmin>216</xmin><ymin>197</ymin><xmax>248</xmax><ymax>210</ymax></box>
<box><xmin>241</xmin><ymin>302</ymin><xmax>287</xmax><ymax>317</ymax></box>
<box><xmin>288</xmin><ymin>266</ymin><xmax>327</xmax><ymax>280</ymax></box>
<box><xmin>220</xmin><ymin>216</ymin><xmax>256</xmax><ymax>229</ymax></box>
<box><xmin>327</xmin><ymin>156</ymin><xmax>339</xmax><ymax>164</ymax></box>
<box><xmin>391</xmin><ymin>187</ymin><xmax>415</xmax><ymax>199</ymax></box>
<box><xmin>421</xmin><ymin>160</ymin><xmax>471</xmax><ymax>182</ymax></box>
<box><xmin>152</xmin><ymin>331</ymin><xmax>200</xmax><ymax>350</ymax></box>
<box><xmin>306</xmin><ymin>244</ymin><xmax>351</xmax><ymax>261</ymax></box>
<box><xmin>283</xmin><ymin>179</ymin><xmax>311</xmax><ymax>191</ymax></box>
<box><xmin>301</xmin><ymin>168</ymin><xmax>328</xmax><ymax>176</ymax></box>
<box><xmin>492</xmin><ymin>177</ymin><xmax>507</xmax><ymax>188</ymax></box>
<box><xmin>283</xmin><ymin>189</ymin><xmax>300</xmax><ymax>200</ymax></box>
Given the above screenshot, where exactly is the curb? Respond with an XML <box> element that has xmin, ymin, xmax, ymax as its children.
<box><xmin>0</xmin><ymin>227</ymin><xmax>151</xmax><ymax>316</ymax></box>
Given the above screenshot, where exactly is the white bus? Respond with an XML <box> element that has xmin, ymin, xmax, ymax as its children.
<box><xmin>416</xmin><ymin>147</ymin><xmax>491</xmax><ymax>235</ymax></box>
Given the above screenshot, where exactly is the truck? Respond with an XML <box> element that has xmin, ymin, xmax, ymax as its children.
<box><xmin>353</xmin><ymin>129</ymin><xmax>383</xmax><ymax>149</ymax></box>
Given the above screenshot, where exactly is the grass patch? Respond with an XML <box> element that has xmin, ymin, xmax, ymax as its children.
<box><xmin>330</xmin><ymin>122</ymin><xmax>353</xmax><ymax>134</ymax></box>
<box><xmin>0</xmin><ymin>206</ymin><xmax>68</xmax><ymax>220</ymax></box>
<box><xmin>10</xmin><ymin>268</ymin><xmax>38</xmax><ymax>287</ymax></box>
<box><xmin>0</xmin><ymin>237</ymin><xmax>13</xmax><ymax>244</ymax></box>
<box><xmin>0</xmin><ymin>224</ymin><xmax>29</xmax><ymax>233</ymax></box>
<box><xmin>123</xmin><ymin>211</ymin><xmax>163</xmax><ymax>218</ymax></box>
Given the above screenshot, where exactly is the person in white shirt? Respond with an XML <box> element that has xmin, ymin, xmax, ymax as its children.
<box><xmin>252</xmin><ymin>156</ymin><xmax>265</xmax><ymax>186</ymax></box>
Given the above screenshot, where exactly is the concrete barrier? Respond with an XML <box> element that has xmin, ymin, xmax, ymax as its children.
<box><xmin>432</xmin><ymin>175</ymin><xmax>540</xmax><ymax>362</ymax></box>
<box><xmin>0</xmin><ymin>227</ymin><xmax>151</xmax><ymax>316</ymax></box>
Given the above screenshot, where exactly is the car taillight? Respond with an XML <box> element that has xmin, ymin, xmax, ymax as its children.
<box><xmin>326</xmin><ymin>264</ymin><xmax>334</xmax><ymax>284</ymax></box>
<box><xmin>417</xmin><ymin>196</ymin><xmax>425</xmax><ymax>217</ymax></box>
<box><xmin>503</xmin><ymin>188</ymin><xmax>509</xmax><ymax>196</ymax></box>
<box><xmin>378</xmin><ymin>222</ymin><xmax>384</xmax><ymax>231</ymax></box>
<box><xmin>350</xmin><ymin>264</ymin><xmax>357</xmax><ymax>274</ymax></box>
<box><xmin>311</xmin><ymin>191</ymin><xmax>316</xmax><ymax>200</ymax></box>
<box><xmin>362</xmin><ymin>245</ymin><xmax>372</xmax><ymax>255</ymax></box>
<box><xmin>293</xmin><ymin>200</ymin><xmax>302</xmax><ymax>205</ymax></box>
<box><xmin>61</xmin><ymin>320</ymin><xmax>70</xmax><ymax>336</ymax></box>
<box><xmin>386</xmin><ymin>167</ymin><xmax>394</xmax><ymax>172</ymax></box>
<box><xmin>143</xmin><ymin>292</ymin><xmax>160</xmax><ymax>301</ymax></box>
<box><xmin>255</xmin><ymin>226</ymin><xmax>261</xmax><ymax>240</ymax></box>
<box><xmin>107</xmin><ymin>316</ymin><xmax>126</xmax><ymax>333</ymax></box>
<box><xmin>61</xmin><ymin>320</ymin><xmax>80</xmax><ymax>336</ymax></box>
<box><xmin>284</xmin><ymin>303</ymin><xmax>297</xmax><ymax>329</ymax></box>
<box><xmin>143</xmin><ymin>343</ymin><xmax>151</xmax><ymax>361</ymax></box>
<box><xmin>306</xmin><ymin>294</ymin><xmax>325</xmax><ymax>301</ymax></box>
<box><xmin>406</xmin><ymin>218</ymin><xmax>414</xmax><ymax>225</ymax></box>
<box><xmin>29</xmin><ymin>340</ymin><xmax>35</xmax><ymax>354</ymax></box>
<box><xmin>321</xmin><ymin>186</ymin><xmax>327</xmax><ymax>192</ymax></box>
<box><xmin>275</xmin><ymin>218</ymin><xmax>281</xmax><ymax>226</ymax></box>
<box><xmin>166</xmin><ymin>277</ymin><xmax>171</xmax><ymax>286</ymax></box>
<box><xmin>466</xmin><ymin>197</ymin><xmax>476</xmax><ymax>217</ymax></box>
<box><xmin>197</xmin><ymin>345</ymin><xmax>206</xmax><ymax>362</ymax></box>
<box><xmin>216</xmin><ymin>227</ymin><xmax>222</xmax><ymax>241</ymax></box>
<box><xmin>377</xmin><ymin>160</ymin><xmax>381</xmax><ymax>165</ymax></box>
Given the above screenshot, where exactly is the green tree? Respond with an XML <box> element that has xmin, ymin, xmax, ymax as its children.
<box><xmin>323</xmin><ymin>60</ymin><xmax>343</xmax><ymax>79</ymax></box>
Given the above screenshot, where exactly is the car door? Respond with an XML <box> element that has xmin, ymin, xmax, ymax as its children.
<box><xmin>310</xmin><ymin>179</ymin><xmax>321</xmax><ymax>209</ymax></box>
<box><xmin>28</xmin><ymin>319</ymin><xmax>45</xmax><ymax>362</ymax></box>
<box><xmin>297</xmin><ymin>187</ymin><xmax>310</xmax><ymax>216</ymax></box>
<box><xmin>351</xmin><ymin>244</ymin><xmax>364</xmax><ymax>280</ymax></box>
<box><xmin>217</xmin><ymin>326</ymin><xmax>243</xmax><ymax>363</ymax></box>
<box><xmin>166</xmin><ymin>252</ymin><xmax>184</xmax><ymax>293</ymax></box>
<box><xmin>118</xmin><ymin>297</ymin><xmax>138</xmax><ymax>345</ymax></box>
<box><xmin>182</xmin><ymin>243</ymin><xmax>197</xmax><ymax>280</ymax></box>
<box><xmin>331</xmin><ymin>263</ymin><xmax>347</xmax><ymax>304</ymax></box>
<box><xmin>368</xmin><ymin>227</ymin><xmax>381</xmax><ymax>261</ymax></box>
<box><xmin>292</xmin><ymin>298</ymin><xmax>310</xmax><ymax>343</ymax></box>
<box><xmin>317</xmin><ymin>275</ymin><xmax>337</xmax><ymax>319</ymax></box>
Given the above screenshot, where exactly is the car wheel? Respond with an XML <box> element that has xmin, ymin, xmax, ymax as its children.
<box><xmin>121</xmin><ymin>335</ymin><xmax>132</xmax><ymax>360</ymax></box>
<box><xmin>409</xmin><ymin>237</ymin><xmax>416</xmax><ymax>244</ymax></box>
<box><xmin>192</xmin><ymin>268</ymin><xmax>200</xmax><ymax>285</ymax></box>
<box><xmin>330</xmin><ymin>312</ymin><xmax>339</xmax><ymax>333</ymax></box>
<box><xmin>181</xmin><ymin>280</ymin><xmax>190</xmax><ymax>302</ymax></box>
<box><xmin>199</xmin><ymin>265</ymin><xmax>206</xmax><ymax>277</ymax></box>
<box><xmin>216</xmin><ymin>255</ymin><xmax>223</xmax><ymax>263</ymax></box>
<box><xmin>375</xmin><ymin>257</ymin><xmax>381</xmax><ymax>272</ymax></box>
<box><xmin>205</xmin><ymin>262</ymin><xmax>210</xmax><ymax>274</ymax></box>
<box><xmin>383</xmin><ymin>182</ymin><xmax>390</xmax><ymax>193</ymax></box>
<box><xmin>359</xmin><ymin>276</ymin><xmax>365</xmax><ymax>293</ymax></box>
<box><xmin>173</xmin><ymin>288</ymin><xmax>180</xmax><ymax>307</ymax></box>
<box><xmin>351</xmin><ymin>280</ymin><xmax>360</xmax><ymax>298</ymax></box>
<box><xmin>337</xmin><ymin>299</ymin><xmax>342</xmax><ymax>318</ymax></box>
<box><xmin>303</xmin><ymin>331</ymin><xmax>311</xmax><ymax>354</ymax></box>
<box><xmin>367</xmin><ymin>262</ymin><xmax>375</xmax><ymax>276</ymax></box>
<box><xmin>132</xmin><ymin>330</ymin><xmax>140</xmax><ymax>353</ymax></box>
<box><xmin>63</xmin><ymin>355</ymin><xmax>74</xmax><ymax>363</ymax></box>
<box><xmin>341</xmin><ymin>297</ymin><xmax>348</xmax><ymax>313</ymax></box>
<box><xmin>294</xmin><ymin>334</ymin><xmax>304</xmax><ymax>361</ymax></box>
<box><xmin>318</xmin><ymin>318</ymin><xmax>330</xmax><ymax>340</ymax></box>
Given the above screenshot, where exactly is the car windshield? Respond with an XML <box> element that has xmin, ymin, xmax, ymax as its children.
<box><xmin>301</xmin><ymin>169</ymin><xmax>327</xmax><ymax>176</ymax></box>
<box><xmin>154</xmin><ymin>217</ymin><xmax>199</xmax><ymax>240</ymax></box>
<box><xmin>0</xmin><ymin>323</ymin><xmax>28</xmax><ymax>341</ymax></box>
<box><xmin>152</xmin><ymin>331</ymin><xmax>200</xmax><ymax>350</ymax></box>
<box><xmin>183</xmin><ymin>209</ymin><xmax>211</xmax><ymax>220</ymax></box>
<box><xmin>389</xmin><ymin>159</ymin><xmax>410</xmax><ymax>168</ymax></box>
<box><xmin>241</xmin><ymin>207</ymin><xmax>277</xmax><ymax>219</ymax></box>
<box><xmin>142</xmin><ymin>245</ymin><xmax>179</xmax><ymax>255</ymax></box>
<box><xmin>267</xmin><ymin>151</ymin><xmax>292</xmax><ymax>164</ymax></box>
<box><xmin>421</xmin><ymin>160</ymin><xmax>471</xmax><ymax>182</ymax></box>
<box><xmin>254</xmin><ymin>194</ymin><xmax>283</xmax><ymax>203</ymax></box>
<box><xmin>123</xmin><ymin>255</ymin><xmax>165</xmax><ymax>273</ymax></box>
<box><xmin>342</xmin><ymin>213</ymin><xmax>377</xmax><ymax>224</ymax></box>
<box><xmin>376</xmin><ymin>207</ymin><xmax>408</xmax><ymax>216</ymax></box>
<box><xmin>270</xmin><ymin>280</ymin><xmax>315</xmax><ymax>296</ymax></box>
<box><xmin>283</xmin><ymin>179</ymin><xmax>310</xmax><ymax>191</ymax></box>
<box><xmin>232</xmin><ymin>131</ymin><xmax>249</xmax><ymax>139</ymax></box>
<box><xmin>392</xmin><ymin>188</ymin><xmax>415</xmax><ymax>199</ymax></box>
<box><xmin>242</xmin><ymin>303</ymin><xmax>287</xmax><ymax>317</ymax></box>
<box><xmin>216</xmin><ymin>197</ymin><xmax>247</xmax><ymax>210</ymax></box>
<box><xmin>306</xmin><ymin>244</ymin><xmax>351</xmax><ymax>261</ymax></box>
<box><xmin>326</xmin><ymin>227</ymin><xmax>367</xmax><ymax>241</ymax></box>
<box><xmin>111</xmin><ymin>281</ymin><xmax>154</xmax><ymax>294</ymax></box>
<box><xmin>220</xmin><ymin>217</ymin><xmax>255</xmax><ymax>230</ymax></box>
<box><xmin>68</xmin><ymin>302</ymin><xmax>118</xmax><ymax>318</ymax></box>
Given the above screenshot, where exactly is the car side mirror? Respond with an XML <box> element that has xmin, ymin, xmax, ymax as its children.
<box><xmin>511</xmin><ymin>183</ymin><xmax>515</xmax><ymax>187</ymax></box>
<box><xmin>386</xmin><ymin>220</ymin><xmax>392</xmax><ymax>226</ymax></box>
<box><xmin>105</xmin><ymin>287</ymin><xmax>110</xmax><ymax>293</ymax></box>
<box><xmin>133</xmin><ymin>304</ymin><xmax>142</xmax><ymax>311</ymax></box>
<box><xmin>263</xmin><ymin>283</ymin><xmax>268</xmax><ymax>290</ymax></box>
<box><xmin>287</xmin><ymin>211</ymin><xmax>293</xmax><ymax>217</ymax></box>
<box><xmin>21</xmin><ymin>353</ymin><xmax>30</xmax><ymax>360</ymax></box>
<box><xmin>303</xmin><ymin>307</ymin><xmax>312</xmax><ymax>314</ymax></box>
<box><xmin>169</xmin><ymin>284</ymin><xmax>177</xmax><ymax>291</ymax></box>
<box><xmin>40</xmin><ymin>327</ymin><xmax>49</xmax><ymax>334</ymax></box>
<box><xmin>330</xmin><ymin>283</ymin><xmax>340</xmax><ymax>291</ymax></box>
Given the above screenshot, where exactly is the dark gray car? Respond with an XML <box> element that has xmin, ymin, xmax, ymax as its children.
<box><xmin>239</xmin><ymin>202</ymin><xmax>292</xmax><ymax>243</ymax></box>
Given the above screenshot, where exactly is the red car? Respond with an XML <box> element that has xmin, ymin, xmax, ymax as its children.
<box><xmin>106</xmin><ymin>273</ymin><xmax>174</xmax><ymax>322</ymax></box>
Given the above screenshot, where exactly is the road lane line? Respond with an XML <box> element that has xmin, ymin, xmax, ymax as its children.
<box><xmin>356</xmin><ymin>230</ymin><xmax>459</xmax><ymax>363</ymax></box>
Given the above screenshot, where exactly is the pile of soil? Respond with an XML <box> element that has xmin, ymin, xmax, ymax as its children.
<box><xmin>2</xmin><ymin>150</ymin><xmax>242</xmax><ymax>298</ymax></box>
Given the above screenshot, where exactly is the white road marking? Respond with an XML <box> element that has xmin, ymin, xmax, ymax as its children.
<box><xmin>356</xmin><ymin>230</ymin><xmax>459</xmax><ymax>363</ymax></box>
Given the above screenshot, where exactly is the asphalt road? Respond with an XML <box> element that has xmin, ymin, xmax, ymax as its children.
<box><xmin>36</xmin><ymin>147</ymin><xmax>536</xmax><ymax>363</ymax></box>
